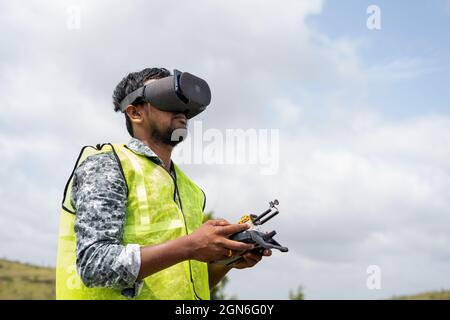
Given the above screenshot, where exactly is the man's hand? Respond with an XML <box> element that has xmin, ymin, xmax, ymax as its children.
<box><xmin>232</xmin><ymin>248</ymin><xmax>272</xmax><ymax>269</ymax></box>
<box><xmin>187</xmin><ymin>219</ymin><xmax>254</xmax><ymax>262</ymax></box>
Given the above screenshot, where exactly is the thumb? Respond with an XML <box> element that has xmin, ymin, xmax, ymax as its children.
<box><xmin>218</xmin><ymin>223</ymin><xmax>250</xmax><ymax>236</ymax></box>
<box><xmin>207</xmin><ymin>219</ymin><xmax>230</xmax><ymax>227</ymax></box>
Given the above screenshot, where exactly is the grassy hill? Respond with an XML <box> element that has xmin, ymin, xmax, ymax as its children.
<box><xmin>392</xmin><ymin>290</ymin><xmax>450</xmax><ymax>300</ymax></box>
<box><xmin>0</xmin><ymin>259</ymin><xmax>55</xmax><ymax>300</ymax></box>
<box><xmin>1</xmin><ymin>258</ymin><xmax>449</xmax><ymax>300</ymax></box>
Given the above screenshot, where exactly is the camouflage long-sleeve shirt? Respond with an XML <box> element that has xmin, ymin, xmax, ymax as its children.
<box><xmin>71</xmin><ymin>137</ymin><xmax>171</xmax><ymax>297</ymax></box>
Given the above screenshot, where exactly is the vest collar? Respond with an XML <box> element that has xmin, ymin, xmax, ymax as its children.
<box><xmin>126</xmin><ymin>138</ymin><xmax>175</xmax><ymax>174</ymax></box>
<box><xmin>126</xmin><ymin>138</ymin><xmax>161</xmax><ymax>161</ymax></box>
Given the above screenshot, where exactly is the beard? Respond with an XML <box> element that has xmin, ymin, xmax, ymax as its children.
<box><xmin>151</xmin><ymin>124</ymin><xmax>188</xmax><ymax>147</ymax></box>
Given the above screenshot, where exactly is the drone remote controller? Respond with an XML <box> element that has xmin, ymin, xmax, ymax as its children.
<box><xmin>214</xmin><ymin>199</ymin><xmax>288</xmax><ymax>266</ymax></box>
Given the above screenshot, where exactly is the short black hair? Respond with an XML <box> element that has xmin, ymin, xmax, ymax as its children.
<box><xmin>112</xmin><ymin>67</ymin><xmax>171</xmax><ymax>137</ymax></box>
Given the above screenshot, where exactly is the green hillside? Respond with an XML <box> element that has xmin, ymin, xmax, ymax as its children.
<box><xmin>0</xmin><ymin>259</ymin><xmax>55</xmax><ymax>300</ymax></box>
<box><xmin>392</xmin><ymin>290</ymin><xmax>450</xmax><ymax>300</ymax></box>
<box><xmin>1</xmin><ymin>258</ymin><xmax>449</xmax><ymax>300</ymax></box>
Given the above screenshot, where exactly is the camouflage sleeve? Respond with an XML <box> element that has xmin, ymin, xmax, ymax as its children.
<box><xmin>71</xmin><ymin>152</ymin><xmax>142</xmax><ymax>296</ymax></box>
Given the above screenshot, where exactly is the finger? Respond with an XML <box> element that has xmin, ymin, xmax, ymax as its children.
<box><xmin>242</xmin><ymin>254</ymin><xmax>258</xmax><ymax>267</ymax></box>
<box><xmin>208</xmin><ymin>219</ymin><xmax>230</xmax><ymax>226</ymax></box>
<box><xmin>243</xmin><ymin>252</ymin><xmax>262</xmax><ymax>262</ymax></box>
<box><xmin>217</xmin><ymin>223</ymin><xmax>250</xmax><ymax>236</ymax></box>
<box><xmin>219</xmin><ymin>248</ymin><xmax>231</xmax><ymax>259</ymax></box>
<box><xmin>220</xmin><ymin>238</ymin><xmax>254</xmax><ymax>251</ymax></box>
<box><xmin>215</xmin><ymin>219</ymin><xmax>230</xmax><ymax>226</ymax></box>
<box><xmin>263</xmin><ymin>249</ymin><xmax>272</xmax><ymax>256</ymax></box>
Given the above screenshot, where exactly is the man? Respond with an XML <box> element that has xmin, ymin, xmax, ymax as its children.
<box><xmin>56</xmin><ymin>67</ymin><xmax>271</xmax><ymax>300</ymax></box>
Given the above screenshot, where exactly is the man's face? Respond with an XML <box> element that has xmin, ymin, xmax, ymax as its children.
<box><xmin>140</xmin><ymin>78</ymin><xmax>188</xmax><ymax>146</ymax></box>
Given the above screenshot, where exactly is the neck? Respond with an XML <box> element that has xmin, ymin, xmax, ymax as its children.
<box><xmin>135</xmin><ymin>135</ymin><xmax>173</xmax><ymax>171</ymax></box>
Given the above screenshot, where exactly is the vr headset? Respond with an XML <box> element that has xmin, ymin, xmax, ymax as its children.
<box><xmin>119</xmin><ymin>69</ymin><xmax>211</xmax><ymax>119</ymax></box>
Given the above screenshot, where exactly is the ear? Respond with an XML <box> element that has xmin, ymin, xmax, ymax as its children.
<box><xmin>125</xmin><ymin>105</ymin><xmax>145</xmax><ymax>124</ymax></box>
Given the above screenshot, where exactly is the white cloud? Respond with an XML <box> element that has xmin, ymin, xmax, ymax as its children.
<box><xmin>273</xmin><ymin>98</ymin><xmax>302</xmax><ymax>125</ymax></box>
<box><xmin>367</xmin><ymin>57</ymin><xmax>438</xmax><ymax>82</ymax></box>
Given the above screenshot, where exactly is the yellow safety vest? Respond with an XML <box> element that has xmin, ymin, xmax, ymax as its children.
<box><xmin>56</xmin><ymin>143</ymin><xmax>210</xmax><ymax>300</ymax></box>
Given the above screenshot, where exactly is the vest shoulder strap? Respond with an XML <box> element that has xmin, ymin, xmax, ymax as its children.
<box><xmin>61</xmin><ymin>143</ymin><xmax>121</xmax><ymax>214</ymax></box>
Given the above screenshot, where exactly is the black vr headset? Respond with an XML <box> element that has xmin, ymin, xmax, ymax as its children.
<box><xmin>119</xmin><ymin>69</ymin><xmax>211</xmax><ymax>119</ymax></box>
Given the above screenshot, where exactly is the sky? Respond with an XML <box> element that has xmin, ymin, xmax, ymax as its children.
<box><xmin>0</xmin><ymin>0</ymin><xmax>449</xmax><ymax>299</ymax></box>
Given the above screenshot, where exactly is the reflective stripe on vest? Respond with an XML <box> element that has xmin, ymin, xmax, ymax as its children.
<box><xmin>56</xmin><ymin>143</ymin><xmax>210</xmax><ymax>300</ymax></box>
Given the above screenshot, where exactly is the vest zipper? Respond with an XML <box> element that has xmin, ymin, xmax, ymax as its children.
<box><xmin>161</xmin><ymin>163</ymin><xmax>203</xmax><ymax>301</ymax></box>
